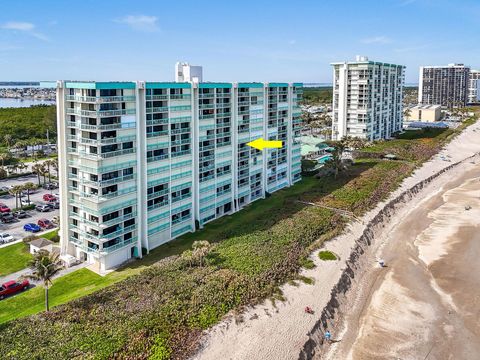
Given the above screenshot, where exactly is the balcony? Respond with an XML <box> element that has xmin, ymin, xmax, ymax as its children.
<box><xmin>79</xmin><ymin>122</ymin><xmax>136</xmax><ymax>131</ymax></box>
<box><xmin>147</xmin><ymin>154</ymin><xmax>169</xmax><ymax>163</ymax></box>
<box><xmin>102</xmin><ymin>237</ymin><xmax>137</xmax><ymax>254</ymax></box>
<box><xmin>171</xmin><ymin>213</ymin><xmax>191</xmax><ymax>225</ymax></box>
<box><xmin>147</xmin><ymin>130</ymin><xmax>169</xmax><ymax>138</ymax></box>
<box><xmin>171</xmin><ymin>127</ymin><xmax>190</xmax><ymax>135</ymax></box>
<box><xmin>66</xmin><ymin>108</ymin><xmax>136</xmax><ymax>117</ymax></box>
<box><xmin>146</xmin><ymin>106</ymin><xmax>168</xmax><ymax>113</ymax></box>
<box><xmin>65</xmin><ymin>95</ymin><xmax>136</xmax><ymax>103</ymax></box>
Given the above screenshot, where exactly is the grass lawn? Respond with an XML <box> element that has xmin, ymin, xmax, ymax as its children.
<box><xmin>0</xmin><ymin>243</ymin><xmax>32</xmax><ymax>277</ymax></box>
<box><xmin>0</xmin><ymin>268</ymin><xmax>121</xmax><ymax>324</ymax></box>
<box><xmin>0</xmin><ymin>117</ymin><xmax>477</xmax><ymax>359</ymax></box>
<box><xmin>41</xmin><ymin>228</ymin><xmax>59</xmax><ymax>242</ymax></box>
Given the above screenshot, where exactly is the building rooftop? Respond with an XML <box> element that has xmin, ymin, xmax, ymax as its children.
<box><xmin>411</xmin><ymin>104</ymin><xmax>442</xmax><ymax>110</ymax></box>
<box><xmin>29</xmin><ymin>238</ymin><xmax>54</xmax><ymax>248</ymax></box>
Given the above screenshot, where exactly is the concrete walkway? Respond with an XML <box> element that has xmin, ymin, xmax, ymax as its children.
<box><xmin>0</xmin><ymin>261</ymin><xmax>88</xmax><ymax>285</ymax></box>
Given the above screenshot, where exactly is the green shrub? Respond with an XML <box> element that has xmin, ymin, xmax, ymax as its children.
<box><xmin>318</xmin><ymin>250</ymin><xmax>337</xmax><ymax>261</ymax></box>
<box><xmin>149</xmin><ymin>336</ymin><xmax>172</xmax><ymax>360</ymax></box>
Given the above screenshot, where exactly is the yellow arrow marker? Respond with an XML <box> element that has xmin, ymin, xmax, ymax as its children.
<box><xmin>246</xmin><ymin>138</ymin><xmax>283</xmax><ymax>151</ymax></box>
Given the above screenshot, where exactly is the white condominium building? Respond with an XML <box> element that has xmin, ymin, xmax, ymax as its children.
<box><xmin>468</xmin><ymin>70</ymin><xmax>480</xmax><ymax>104</ymax></box>
<box><xmin>418</xmin><ymin>64</ymin><xmax>470</xmax><ymax>108</ymax></box>
<box><xmin>331</xmin><ymin>56</ymin><xmax>405</xmax><ymax>141</ymax></box>
<box><xmin>55</xmin><ymin>81</ymin><xmax>302</xmax><ymax>272</ymax></box>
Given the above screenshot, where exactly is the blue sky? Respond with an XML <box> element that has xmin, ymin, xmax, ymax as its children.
<box><xmin>0</xmin><ymin>0</ymin><xmax>479</xmax><ymax>83</ymax></box>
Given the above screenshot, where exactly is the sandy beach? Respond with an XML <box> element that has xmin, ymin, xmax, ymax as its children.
<box><xmin>192</xmin><ymin>120</ymin><xmax>480</xmax><ymax>360</ymax></box>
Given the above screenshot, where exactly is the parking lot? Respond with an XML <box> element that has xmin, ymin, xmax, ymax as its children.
<box><xmin>0</xmin><ymin>174</ymin><xmax>59</xmax><ymax>241</ymax></box>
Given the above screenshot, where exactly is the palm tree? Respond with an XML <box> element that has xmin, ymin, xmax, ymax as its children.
<box><xmin>51</xmin><ymin>158</ymin><xmax>58</xmax><ymax>177</ymax></box>
<box><xmin>13</xmin><ymin>140</ymin><xmax>27</xmax><ymax>158</ymax></box>
<box><xmin>23</xmin><ymin>182</ymin><xmax>36</xmax><ymax>203</ymax></box>
<box><xmin>403</xmin><ymin>107</ymin><xmax>412</xmax><ymax>120</ymax></box>
<box><xmin>32</xmin><ymin>163</ymin><xmax>44</xmax><ymax>186</ymax></box>
<box><xmin>23</xmin><ymin>249</ymin><xmax>63</xmax><ymax>311</ymax></box>
<box><xmin>324</xmin><ymin>141</ymin><xmax>347</xmax><ymax>179</ymax></box>
<box><xmin>43</xmin><ymin>159</ymin><xmax>56</xmax><ymax>183</ymax></box>
<box><xmin>320</xmin><ymin>128</ymin><xmax>332</xmax><ymax>141</ymax></box>
<box><xmin>3</xmin><ymin>134</ymin><xmax>14</xmax><ymax>150</ymax></box>
<box><xmin>0</xmin><ymin>152</ymin><xmax>9</xmax><ymax>168</ymax></box>
<box><xmin>17</xmin><ymin>162</ymin><xmax>27</xmax><ymax>174</ymax></box>
<box><xmin>9</xmin><ymin>185</ymin><xmax>23</xmax><ymax>210</ymax></box>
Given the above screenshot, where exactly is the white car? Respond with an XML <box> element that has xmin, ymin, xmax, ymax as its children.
<box><xmin>21</xmin><ymin>199</ymin><xmax>33</xmax><ymax>206</ymax></box>
<box><xmin>0</xmin><ymin>233</ymin><xmax>14</xmax><ymax>244</ymax></box>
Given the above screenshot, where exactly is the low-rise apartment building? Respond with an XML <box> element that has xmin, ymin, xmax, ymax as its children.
<box><xmin>405</xmin><ymin>104</ymin><xmax>442</xmax><ymax>122</ymax></box>
<box><xmin>54</xmin><ymin>81</ymin><xmax>302</xmax><ymax>272</ymax></box>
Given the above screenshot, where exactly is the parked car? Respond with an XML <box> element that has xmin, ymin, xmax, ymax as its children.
<box><xmin>13</xmin><ymin>210</ymin><xmax>28</xmax><ymax>218</ymax></box>
<box><xmin>43</xmin><ymin>183</ymin><xmax>58</xmax><ymax>190</ymax></box>
<box><xmin>52</xmin><ymin>215</ymin><xmax>60</xmax><ymax>225</ymax></box>
<box><xmin>0</xmin><ymin>233</ymin><xmax>14</xmax><ymax>244</ymax></box>
<box><xmin>35</xmin><ymin>204</ymin><xmax>52</xmax><ymax>212</ymax></box>
<box><xmin>23</xmin><ymin>223</ymin><xmax>41</xmax><ymax>232</ymax></box>
<box><xmin>21</xmin><ymin>189</ymin><xmax>36</xmax><ymax>197</ymax></box>
<box><xmin>1</xmin><ymin>213</ymin><xmax>15</xmax><ymax>223</ymax></box>
<box><xmin>50</xmin><ymin>201</ymin><xmax>60</xmax><ymax>209</ymax></box>
<box><xmin>0</xmin><ymin>280</ymin><xmax>30</xmax><ymax>300</ymax></box>
<box><xmin>0</xmin><ymin>204</ymin><xmax>11</xmax><ymax>213</ymax></box>
<box><xmin>20</xmin><ymin>199</ymin><xmax>33</xmax><ymax>207</ymax></box>
<box><xmin>0</xmin><ymin>186</ymin><xmax>10</xmax><ymax>192</ymax></box>
<box><xmin>43</xmin><ymin>194</ymin><xmax>57</xmax><ymax>202</ymax></box>
<box><xmin>38</xmin><ymin>218</ymin><xmax>54</xmax><ymax>229</ymax></box>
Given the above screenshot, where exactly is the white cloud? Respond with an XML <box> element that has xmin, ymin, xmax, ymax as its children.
<box><xmin>1</xmin><ymin>21</ymin><xmax>49</xmax><ymax>41</ymax></box>
<box><xmin>115</xmin><ymin>15</ymin><xmax>160</xmax><ymax>32</ymax></box>
<box><xmin>360</xmin><ymin>36</ymin><xmax>392</xmax><ymax>44</ymax></box>
<box><xmin>2</xmin><ymin>21</ymin><xmax>35</xmax><ymax>31</ymax></box>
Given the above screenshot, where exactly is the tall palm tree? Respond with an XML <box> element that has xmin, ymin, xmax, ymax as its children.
<box><xmin>23</xmin><ymin>250</ymin><xmax>63</xmax><ymax>311</ymax></box>
<box><xmin>43</xmin><ymin>159</ymin><xmax>55</xmax><ymax>183</ymax></box>
<box><xmin>51</xmin><ymin>158</ymin><xmax>58</xmax><ymax>177</ymax></box>
<box><xmin>9</xmin><ymin>185</ymin><xmax>23</xmax><ymax>210</ymax></box>
<box><xmin>32</xmin><ymin>163</ymin><xmax>44</xmax><ymax>186</ymax></box>
<box><xmin>23</xmin><ymin>182</ymin><xmax>36</xmax><ymax>203</ymax></box>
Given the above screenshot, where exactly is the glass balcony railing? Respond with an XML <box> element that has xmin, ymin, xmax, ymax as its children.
<box><xmin>66</xmin><ymin>108</ymin><xmax>136</xmax><ymax>117</ymax></box>
<box><xmin>65</xmin><ymin>95</ymin><xmax>136</xmax><ymax>103</ymax></box>
<box><xmin>102</xmin><ymin>236</ymin><xmax>137</xmax><ymax>254</ymax></box>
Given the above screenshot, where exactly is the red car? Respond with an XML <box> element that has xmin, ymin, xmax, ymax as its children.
<box><xmin>43</xmin><ymin>194</ymin><xmax>57</xmax><ymax>202</ymax></box>
<box><xmin>38</xmin><ymin>218</ymin><xmax>55</xmax><ymax>229</ymax></box>
<box><xmin>0</xmin><ymin>203</ymin><xmax>11</xmax><ymax>213</ymax></box>
<box><xmin>0</xmin><ymin>279</ymin><xmax>30</xmax><ymax>300</ymax></box>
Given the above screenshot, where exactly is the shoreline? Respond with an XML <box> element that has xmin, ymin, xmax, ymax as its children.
<box><xmin>192</xmin><ymin>120</ymin><xmax>480</xmax><ymax>360</ymax></box>
<box><xmin>324</xmin><ymin>158</ymin><xmax>480</xmax><ymax>359</ymax></box>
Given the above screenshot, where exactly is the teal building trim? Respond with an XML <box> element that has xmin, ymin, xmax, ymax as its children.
<box><xmin>199</xmin><ymin>83</ymin><xmax>232</xmax><ymax>89</ymax></box>
<box><xmin>238</xmin><ymin>82</ymin><xmax>264</xmax><ymax>88</ymax></box>
<box><xmin>146</xmin><ymin>82</ymin><xmax>191</xmax><ymax>89</ymax></box>
<box><xmin>268</xmin><ymin>83</ymin><xmax>289</xmax><ymax>87</ymax></box>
